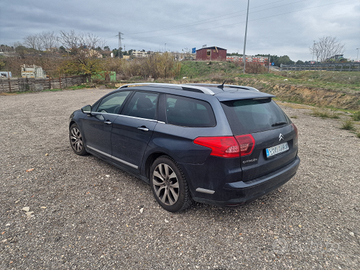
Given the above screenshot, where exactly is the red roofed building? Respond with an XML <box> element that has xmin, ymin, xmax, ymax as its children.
<box><xmin>196</xmin><ymin>46</ymin><xmax>227</xmax><ymax>61</ymax></box>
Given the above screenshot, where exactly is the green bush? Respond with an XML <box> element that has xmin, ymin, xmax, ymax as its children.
<box><xmin>341</xmin><ymin>120</ymin><xmax>355</xmax><ymax>131</ymax></box>
<box><xmin>311</xmin><ymin>109</ymin><xmax>339</xmax><ymax>119</ymax></box>
<box><xmin>103</xmin><ymin>53</ymin><xmax>181</xmax><ymax>80</ymax></box>
<box><xmin>352</xmin><ymin>111</ymin><xmax>360</xmax><ymax>121</ymax></box>
<box><xmin>245</xmin><ymin>62</ymin><xmax>268</xmax><ymax>74</ymax></box>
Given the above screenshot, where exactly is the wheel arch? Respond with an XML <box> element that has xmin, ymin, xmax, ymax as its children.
<box><xmin>69</xmin><ymin>120</ymin><xmax>76</xmax><ymax>129</ymax></box>
<box><xmin>143</xmin><ymin>151</ymin><xmax>194</xmax><ymax>194</ymax></box>
<box><xmin>143</xmin><ymin>152</ymin><xmax>169</xmax><ymax>181</ymax></box>
<box><xmin>69</xmin><ymin>120</ymin><xmax>86</xmax><ymax>143</ymax></box>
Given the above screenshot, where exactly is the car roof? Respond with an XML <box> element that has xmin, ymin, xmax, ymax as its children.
<box><xmin>118</xmin><ymin>83</ymin><xmax>275</xmax><ymax>101</ymax></box>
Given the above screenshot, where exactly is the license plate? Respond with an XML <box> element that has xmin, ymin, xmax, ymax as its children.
<box><xmin>266</xmin><ymin>142</ymin><xmax>289</xmax><ymax>158</ymax></box>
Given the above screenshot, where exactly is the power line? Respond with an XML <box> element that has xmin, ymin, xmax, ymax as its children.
<box><xmin>116</xmin><ymin>32</ymin><xmax>123</xmax><ymax>58</ymax></box>
<box><xmin>127</xmin><ymin>0</ymin><xmax>321</xmax><ymax>36</ymax></box>
<box><xmin>128</xmin><ymin>0</ymin><xmax>352</xmax><ymax>40</ymax></box>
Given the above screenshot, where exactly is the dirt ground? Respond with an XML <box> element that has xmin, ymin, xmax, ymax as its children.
<box><xmin>1</xmin><ymin>88</ymin><xmax>359</xmax><ymax>269</ymax></box>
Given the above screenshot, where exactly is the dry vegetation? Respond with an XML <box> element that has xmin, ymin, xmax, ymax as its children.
<box><xmin>1</xmin><ymin>52</ymin><xmax>359</xmax><ymax>112</ymax></box>
<box><xmin>2</xmin><ymin>53</ymin><xmax>360</xmax><ymax>137</ymax></box>
<box><xmin>1</xmin><ymin>52</ymin><xmax>181</xmax><ymax>81</ymax></box>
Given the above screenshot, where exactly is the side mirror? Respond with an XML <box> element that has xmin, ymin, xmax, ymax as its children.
<box><xmin>81</xmin><ymin>105</ymin><xmax>92</xmax><ymax>114</ymax></box>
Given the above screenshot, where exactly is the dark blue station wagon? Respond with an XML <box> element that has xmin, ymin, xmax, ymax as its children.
<box><xmin>69</xmin><ymin>83</ymin><xmax>300</xmax><ymax>212</ymax></box>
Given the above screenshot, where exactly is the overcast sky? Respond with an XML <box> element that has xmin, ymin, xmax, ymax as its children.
<box><xmin>1</xmin><ymin>0</ymin><xmax>359</xmax><ymax>61</ymax></box>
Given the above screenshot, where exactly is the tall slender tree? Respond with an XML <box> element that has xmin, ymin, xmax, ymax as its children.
<box><xmin>310</xmin><ymin>36</ymin><xmax>345</xmax><ymax>62</ymax></box>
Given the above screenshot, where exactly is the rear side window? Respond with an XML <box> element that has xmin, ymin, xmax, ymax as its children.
<box><xmin>123</xmin><ymin>91</ymin><xmax>158</xmax><ymax>120</ymax></box>
<box><xmin>221</xmin><ymin>98</ymin><xmax>290</xmax><ymax>135</ymax></box>
<box><xmin>165</xmin><ymin>95</ymin><xmax>216</xmax><ymax>127</ymax></box>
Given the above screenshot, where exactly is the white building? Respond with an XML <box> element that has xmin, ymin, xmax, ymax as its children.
<box><xmin>132</xmin><ymin>50</ymin><xmax>148</xmax><ymax>58</ymax></box>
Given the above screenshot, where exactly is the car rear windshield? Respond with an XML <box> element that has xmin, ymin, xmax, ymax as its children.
<box><xmin>221</xmin><ymin>98</ymin><xmax>290</xmax><ymax>135</ymax></box>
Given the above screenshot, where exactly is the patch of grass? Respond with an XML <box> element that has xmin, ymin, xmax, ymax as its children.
<box><xmin>43</xmin><ymin>88</ymin><xmax>62</xmax><ymax>92</ymax></box>
<box><xmin>178</xmin><ymin>61</ymin><xmax>245</xmax><ymax>80</ymax></box>
<box><xmin>311</xmin><ymin>109</ymin><xmax>340</xmax><ymax>119</ymax></box>
<box><xmin>276</xmin><ymin>101</ymin><xmax>313</xmax><ymax>110</ymax></box>
<box><xmin>15</xmin><ymin>90</ymin><xmax>32</xmax><ymax>94</ymax></box>
<box><xmin>11</xmin><ymin>85</ymin><xmax>90</xmax><ymax>95</ymax></box>
<box><xmin>352</xmin><ymin>111</ymin><xmax>360</xmax><ymax>121</ymax></box>
<box><xmin>356</xmin><ymin>132</ymin><xmax>360</xmax><ymax>138</ymax></box>
<box><xmin>68</xmin><ymin>85</ymin><xmax>89</xmax><ymax>90</ymax></box>
<box><xmin>175</xmin><ymin>62</ymin><xmax>360</xmax><ymax>98</ymax></box>
<box><xmin>281</xmin><ymin>70</ymin><xmax>360</xmax><ymax>87</ymax></box>
<box><xmin>341</xmin><ymin>120</ymin><xmax>355</xmax><ymax>131</ymax></box>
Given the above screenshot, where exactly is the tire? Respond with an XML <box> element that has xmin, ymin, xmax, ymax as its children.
<box><xmin>150</xmin><ymin>156</ymin><xmax>192</xmax><ymax>212</ymax></box>
<box><xmin>69</xmin><ymin>123</ymin><xmax>87</xmax><ymax>156</ymax></box>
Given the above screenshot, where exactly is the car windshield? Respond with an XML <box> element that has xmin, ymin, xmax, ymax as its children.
<box><xmin>221</xmin><ymin>98</ymin><xmax>290</xmax><ymax>135</ymax></box>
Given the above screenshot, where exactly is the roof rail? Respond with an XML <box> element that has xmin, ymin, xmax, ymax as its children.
<box><xmin>119</xmin><ymin>83</ymin><xmax>215</xmax><ymax>95</ymax></box>
<box><xmin>187</xmin><ymin>83</ymin><xmax>259</xmax><ymax>92</ymax></box>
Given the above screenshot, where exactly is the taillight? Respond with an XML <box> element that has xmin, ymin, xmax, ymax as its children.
<box><xmin>194</xmin><ymin>134</ymin><xmax>255</xmax><ymax>158</ymax></box>
<box><xmin>291</xmin><ymin>123</ymin><xmax>298</xmax><ymax>137</ymax></box>
<box><xmin>235</xmin><ymin>134</ymin><xmax>255</xmax><ymax>156</ymax></box>
<box><xmin>291</xmin><ymin>123</ymin><xmax>298</xmax><ymax>145</ymax></box>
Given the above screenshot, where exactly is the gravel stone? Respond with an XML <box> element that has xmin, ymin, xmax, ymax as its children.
<box><xmin>1</xmin><ymin>89</ymin><xmax>359</xmax><ymax>269</ymax></box>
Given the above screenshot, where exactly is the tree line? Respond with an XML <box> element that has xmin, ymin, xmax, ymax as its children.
<box><xmin>227</xmin><ymin>36</ymin><xmax>347</xmax><ymax>66</ymax></box>
<box><xmin>1</xmin><ymin>31</ymin><xmax>347</xmax><ymax>79</ymax></box>
<box><xmin>0</xmin><ymin>30</ymin><xmax>182</xmax><ymax>79</ymax></box>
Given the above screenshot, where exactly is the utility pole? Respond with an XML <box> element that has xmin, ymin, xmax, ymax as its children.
<box><xmin>357</xmin><ymin>48</ymin><xmax>359</xmax><ymax>61</ymax></box>
<box><xmin>117</xmin><ymin>32</ymin><xmax>123</xmax><ymax>58</ymax></box>
<box><xmin>312</xmin><ymin>40</ymin><xmax>315</xmax><ymax>62</ymax></box>
<box><xmin>242</xmin><ymin>0</ymin><xmax>250</xmax><ymax>74</ymax></box>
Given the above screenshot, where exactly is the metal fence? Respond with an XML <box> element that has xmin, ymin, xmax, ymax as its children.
<box><xmin>0</xmin><ymin>75</ymin><xmax>89</xmax><ymax>93</ymax></box>
<box><xmin>280</xmin><ymin>63</ymin><xmax>360</xmax><ymax>72</ymax></box>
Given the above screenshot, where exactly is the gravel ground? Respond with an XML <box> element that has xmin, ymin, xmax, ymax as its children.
<box><xmin>1</xmin><ymin>88</ymin><xmax>359</xmax><ymax>270</ymax></box>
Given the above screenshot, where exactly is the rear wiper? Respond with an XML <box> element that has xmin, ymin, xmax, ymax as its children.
<box><xmin>271</xmin><ymin>121</ymin><xmax>287</xmax><ymax>127</ymax></box>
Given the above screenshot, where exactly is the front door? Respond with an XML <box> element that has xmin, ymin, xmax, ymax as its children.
<box><xmin>82</xmin><ymin>90</ymin><xmax>131</xmax><ymax>156</ymax></box>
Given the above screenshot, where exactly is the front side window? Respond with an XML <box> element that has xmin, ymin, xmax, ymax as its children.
<box><xmin>165</xmin><ymin>95</ymin><xmax>216</xmax><ymax>127</ymax></box>
<box><xmin>123</xmin><ymin>91</ymin><xmax>158</xmax><ymax>120</ymax></box>
<box><xmin>96</xmin><ymin>91</ymin><xmax>130</xmax><ymax>114</ymax></box>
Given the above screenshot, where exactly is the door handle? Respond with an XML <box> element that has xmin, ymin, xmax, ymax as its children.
<box><xmin>104</xmin><ymin>120</ymin><xmax>112</xmax><ymax>125</ymax></box>
<box><xmin>138</xmin><ymin>126</ymin><xmax>149</xmax><ymax>132</ymax></box>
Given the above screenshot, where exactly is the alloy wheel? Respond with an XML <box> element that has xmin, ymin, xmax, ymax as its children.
<box><xmin>152</xmin><ymin>163</ymin><xmax>180</xmax><ymax>206</ymax></box>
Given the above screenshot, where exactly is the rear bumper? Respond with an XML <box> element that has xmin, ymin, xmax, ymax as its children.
<box><xmin>192</xmin><ymin>156</ymin><xmax>300</xmax><ymax>206</ymax></box>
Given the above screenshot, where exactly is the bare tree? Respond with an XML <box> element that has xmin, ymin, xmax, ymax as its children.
<box><xmin>58</xmin><ymin>30</ymin><xmax>79</xmax><ymax>50</ymax></box>
<box><xmin>23</xmin><ymin>32</ymin><xmax>58</xmax><ymax>51</ymax></box>
<box><xmin>40</xmin><ymin>31</ymin><xmax>58</xmax><ymax>51</ymax></box>
<box><xmin>23</xmin><ymin>34</ymin><xmax>42</xmax><ymax>50</ymax></box>
<box><xmin>310</xmin><ymin>36</ymin><xmax>345</xmax><ymax>62</ymax></box>
<box><xmin>84</xmin><ymin>32</ymin><xmax>104</xmax><ymax>49</ymax></box>
<box><xmin>58</xmin><ymin>30</ymin><xmax>105</xmax><ymax>50</ymax></box>
<box><xmin>57</xmin><ymin>30</ymin><xmax>105</xmax><ymax>76</ymax></box>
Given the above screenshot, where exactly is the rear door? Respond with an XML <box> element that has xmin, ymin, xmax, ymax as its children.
<box><xmin>111</xmin><ymin>91</ymin><xmax>159</xmax><ymax>170</ymax></box>
<box><xmin>221</xmin><ymin>98</ymin><xmax>298</xmax><ymax>181</ymax></box>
